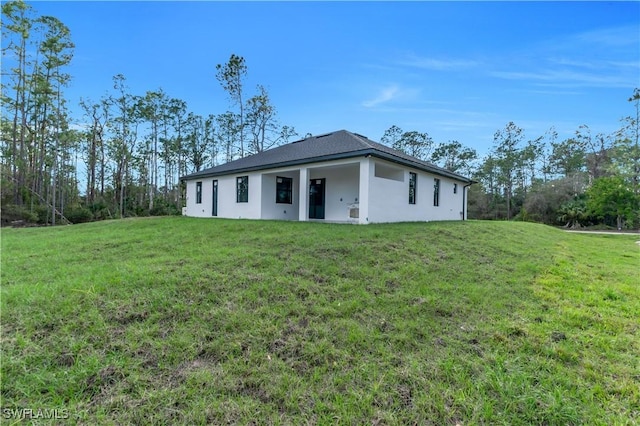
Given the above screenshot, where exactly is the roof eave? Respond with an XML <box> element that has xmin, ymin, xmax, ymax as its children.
<box><xmin>180</xmin><ymin>150</ymin><xmax>371</xmax><ymax>181</ymax></box>
<box><xmin>367</xmin><ymin>151</ymin><xmax>472</xmax><ymax>183</ymax></box>
<box><xmin>181</xmin><ymin>149</ymin><xmax>473</xmax><ymax>183</ymax></box>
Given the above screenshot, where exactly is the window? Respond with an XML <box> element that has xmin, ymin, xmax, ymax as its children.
<box><xmin>196</xmin><ymin>181</ymin><xmax>202</xmax><ymax>204</ymax></box>
<box><xmin>409</xmin><ymin>172</ymin><xmax>417</xmax><ymax>204</ymax></box>
<box><xmin>433</xmin><ymin>178</ymin><xmax>440</xmax><ymax>206</ymax></box>
<box><xmin>236</xmin><ymin>176</ymin><xmax>248</xmax><ymax>203</ymax></box>
<box><xmin>276</xmin><ymin>176</ymin><xmax>293</xmax><ymax>204</ymax></box>
<box><xmin>454</xmin><ymin>183</ymin><xmax>458</xmax><ymax>194</ymax></box>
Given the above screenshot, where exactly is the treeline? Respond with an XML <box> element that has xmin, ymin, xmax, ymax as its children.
<box><xmin>1</xmin><ymin>1</ymin><xmax>297</xmax><ymax>225</ymax></box>
<box><xmin>381</xmin><ymin>90</ymin><xmax>640</xmax><ymax>229</ymax></box>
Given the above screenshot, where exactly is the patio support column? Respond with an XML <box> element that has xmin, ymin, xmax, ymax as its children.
<box><xmin>298</xmin><ymin>167</ymin><xmax>308</xmax><ymax>221</ymax></box>
<box><xmin>358</xmin><ymin>157</ymin><xmax>371</xmax><ymax>224</ymax></box>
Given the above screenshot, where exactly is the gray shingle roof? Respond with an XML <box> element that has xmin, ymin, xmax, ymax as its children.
<box><xmin>181</xmin><ymin>130</ymin><xmax>471</xmax><ymax>182</ymax></box>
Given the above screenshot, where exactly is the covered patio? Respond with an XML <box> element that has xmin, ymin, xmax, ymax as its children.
<box><xmin>259</xmin><ymin>159</ymin><xmax>365</xmax><ymax>223</ymax></box>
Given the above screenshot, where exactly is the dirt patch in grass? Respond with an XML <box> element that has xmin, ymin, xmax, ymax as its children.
<box><xmin>269</xmin><ymin>317</ymin><xmax>314</xmax><ymax>374</ymax></box>
<box><xmin>172</xmin><ymin>359</ymin><xmax>217</xmax><ymax>384</ymax></box>
<box><xmin>55</xmin><ymin>352</ymin><xmax>76</xmax><ymax>367</ymax></box>
<box><xmin>85</xmin><ymin>365</ymin><xmax>125</xmax><ymax>403</ymax></box>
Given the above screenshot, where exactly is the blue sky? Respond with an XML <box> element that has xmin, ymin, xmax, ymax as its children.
<box><xmin>27</xmin><ymin>1</ymin><xmax>640</xmax><ymax>156</ymax></box>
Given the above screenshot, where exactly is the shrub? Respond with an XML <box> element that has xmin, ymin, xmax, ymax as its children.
<box><xmin>65</xmin><ymin>205</ymin><xmax>94</xmax><ymax>224</ymax></box>
<box><xmin>0</xmin><ymin>204</ymin><xmax>38</xmax><ymax>226</ymax></box>
<box><xmin>150</xmin><ymin>201</ymin><xmax>181</xmax><ymax>216</ymax></box>
<box><xmin>87</xmin><ymin>201</ymin><xmax>115</xmax><ymax>221</ymax></box>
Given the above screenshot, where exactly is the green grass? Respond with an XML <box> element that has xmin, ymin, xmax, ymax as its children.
<box><xmin>2</xmin><ymin>217</ymin><xmax>639</xmax><ymax>425</ymax></box>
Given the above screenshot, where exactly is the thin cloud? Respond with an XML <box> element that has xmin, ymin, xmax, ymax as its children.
<box><xmin>573</xmin><ymin>24</ymin><xmax>640</xmax><ymax>49</ymax></box>
<box><xmin>607</xmin><ymin>60</ymin><xmax>640</xmax><ymax>68</ymax></box>
<box><xmin>548</xmin><ymin>57</ymin><xmax>640</xmax><ymax>71</ymax></box>
<box><xmin>491</xmin><ymin>23</ymin><xmax>640</xmax><ymax>89</ymax></box>
<box><xmin>537</xmin><ymin>24</ymin><xmax>640</xmax><ymax>58</ymax></box>
<box><xmin>490</xmin><ymin>68</ymin><xmax>633</xmax><ymax>88</ymax></box>
<box><xmin>547</xmin><ymin>57</ymin><xmax>602</xmax><ymax>70</ymax></box>
<box><xmin>362</xmin><ymin>84</ymin><xmax>422</xmax><ymax>108</ymax></box>
<box><xmin>521</xmin><ymin>89</ymin><xmax>584</xmax><ymax>96</ymax></box>
<box><xmin>362</xmin><ymin>85</ymin><xmax>399</xmax><ymax>108</ymax></box>
<box><xmin>398</xmin><ymin>54</ymin><xmax>479</xmax><ymax>71</ymax></box>
<box><xmin>435</xmin><ymin>119</ymin><xmax>497</xmax><ymax>130</ymax></box>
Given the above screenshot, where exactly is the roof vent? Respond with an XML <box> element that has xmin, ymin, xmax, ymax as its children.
<box><xmin>315</xmin><ymin>132</ymin><xmax>333</xmax><ymax>140</ymax></box>
<box><xmin>292</xmin><ymin>134</ymin><xmax>312</xmax><ymax>144</ymax></box>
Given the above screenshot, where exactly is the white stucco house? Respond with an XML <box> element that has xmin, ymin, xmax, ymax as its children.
<box><xmin>181</xmin><ymin>130</ymin><xmax>473</xmax><ymax>224</ymax></box>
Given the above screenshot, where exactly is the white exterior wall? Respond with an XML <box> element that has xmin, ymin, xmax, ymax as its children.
<box><xmin>367</xmin><ymin>159</ymin><xmax>465</xmax><ymax>223</ymax></box>
<box><xmin>184</xmin><ymin>156</ymin><xmax>467</xmax><ymax>223</ymax></box>
<box><xmin>260</xmin><ymin>171</ymin><xmax>300</xmax><ymax>220</ymax></box>
<box><xmin>222</xmin><ymin>172</ymin><xmax>262</xmax><ymax>219</ymax></box>
<box><xmin>428</xmin><ymin>176</ymin><xmax>465</xmax><ymax>221</ymax></box>
<box><xmin>298</xmin><ymin>167</ymin><xmax>309</xmax><ymax>221</ymax></box>
<box><xmin>357</xmin><ymin>157</ymin><xmax>372</xmax><ymax>224</ymax></box>
<box><xmin>185</xmin><ymin>179</ymin><xmax>211</xmax><ymax>217</ymax></box>
<box><xmin>184</xmin><ymin>172</ymin><xmax>262</xmax><ymax>219</ymax></box>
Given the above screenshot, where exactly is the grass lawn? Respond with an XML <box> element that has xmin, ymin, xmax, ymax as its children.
<box><xmin>1</xmin><ymin>217</ymin><xmax>638</xmax><ymax>424</ymax></box>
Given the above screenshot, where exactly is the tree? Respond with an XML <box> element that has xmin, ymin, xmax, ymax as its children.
<box><xmin>380</xmin><ymin>126</ymin><xmax>433</xmax><ymax>160</ymax></box>
<box><xmin>203</xmin><ymin>114</ymin><xmax>218</xmax><ymax>168</ymax></box>
<box><xmin>164</xmin><ymin>97</ymin><xmax>187</xmax><ymax>205</ymax></box>
<box><xmin>1</xmin><ymin>2</ymin><xmax>77</xmax><ymax>224</ymax></box>
<box><xmin>215</xmin><ymin>112</ymin><xmax>241</xmax><ymax>163</ymax></box>
<box><xmin>216</xmin><ymin>54</ymin><xmax>247</xmax><ymax>157</ymax></box>
<box><xmin>548</xmin><ymin>137</ymin><xmax>586</xmax><ymax>177</ymax></box>
<box><xmin>36</xmin><ymin>15</ymin><xmax>75</xmax><ymax>224</ymax></box>
<box><xmin>396</xmin><ymin>131</ymin><xmax>433</xmax><ymax>160</ymax></box>
<box><xmin>138</xmin><ymin>89</ymin><xmax>168</xmax><ymax>211</ymax></box>
<box><xmin>80</xmin><ymin>97</ymin><xmax>110</xmax><ymax>205</ymax></box>
<box><xmin>380</xmin><ymin>125</ymin><xmax>403</xmax><ymax>148</ymax></box>
<box><xmin>1</xmin><ymin>0</ymin><xmax>35</xmax><ymax>206</ymax></box>
<box><xmin>492</xmin><ymin>122</ymin><xmax>525</xmax><ymax>220</ymax></box>
<box><xmin>380</xmin><ymin>125</ymin><xmax>433</xmax><ymax>160</ymax></box>
<box><xmin>576</xmin><ymin>125</ymin><xmax>613</xmax><ymax>182</ymax></box>
<box><xmin>586</xmin><ymin>176</ymin><xmax>639</xmax><ymax>229</ymax></box>
<box><xmin>184</xmin><ymin>112</ymin><xmax>211</xmax><ymax>173</ymax></box>
<box><xmin>276</xmin><ymin>125</ymin><xmax>298</xmax><ymax>145</ymax></box>
<box><xmin>430</xmin><ymin>140</ymin><xmax>477</xmax><ymax>176</ymax></box>
<box><xmin>246</xmin><ymin>85</ymin><xmax>277</xmax><ymax>154</ymax></box>
<box><xmin>557</xmin><ymin>198</ymin><xmax>588</xmax><ymax>229</ymax></box>
<box><xmin>472</xmin><ymin>155</ymin><xmax>505</xmax><ymax>219</ymax></box>
<box><xmin>539</xmin><ymin>127</ymin><xmax>557</xmax><ymax>182</ymax></box>
<box><xmin>519</xmin><ymin>136</ymin><xmax>544</xmax><ymax>193</ymax></box>
<box><xmin>523</xmin><ymin>174</ymin><xmax>587</xmax><ymax>225</ymax></box>
<box><xmin>108</xmin><ymin>74</ymin><xmax>141</xmax><ymax>218</ymax></box>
